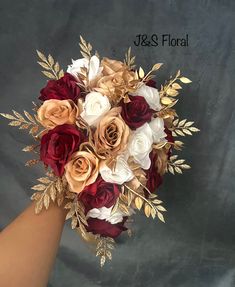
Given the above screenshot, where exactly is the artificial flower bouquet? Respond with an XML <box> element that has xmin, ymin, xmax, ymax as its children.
<box><xmin>0</xmin><ymin>36</ymin><xmax>199</xmax><ymax>266</ymax></box>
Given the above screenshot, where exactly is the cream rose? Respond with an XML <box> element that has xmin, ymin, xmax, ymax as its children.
<box><xmin>128</xmin><ymin>123</ymin><xmax>153</xmax><ymax>170</ymax></box>
<box><xmin>37</xmin><ymin>99</ymin><xmax>79</xmax><ymax>129</ymax></box>
<box><xmin>132</xmin><ymin>84</ymin><xmax>161</xmax><ymax>111</ymax></box>
<box><xmin>87</xmin><ymin>206</ymin><xmax>134</xmax><ymax>224</ymax></box>
<box><xmin>67</xmin><ymin>55</ymin><xmax>102</xmax><ymax>82</ymax></box>
<box><xmin>65</xmin><ymin>151</ymin><xmax>99</xmax><ymax>194</ymax></box>
<box><xmin>94</xmin><ymin>107</ymin><xmax>130</xmax><ymax>157</ymax></box>
<box><xmin>80</xmin><ymin>91</ymin><xmax>111</xmax><ymax>126</ymax></box>
<box><xmin>100</xmin><ymin>154</ymin><xmax>134</xmax><ymax>185</ymax></box>
<box><xmin>149</xmin><ymin>117</ymin><xmax>167</xmax><ymax>143</ymax></box>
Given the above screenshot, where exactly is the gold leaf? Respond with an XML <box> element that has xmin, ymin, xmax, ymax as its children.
<box><xmin>135</xmin><ymin>197</ymin><xmax>143</xmax><ymax>210</ymax></box>
<box><xmin>144</xmin><ymin>204</ymin><xmax>151</xmax><ymax>218</ymax></box>
<box><xmin>22</xmin><ymin>145</ymin><xmax>35</xmax><ymax>152</ymax></box>
<box><xmin>179</xmin><ymin>77</ymin><xmax>192</xmax><ymax>83</ymax></box>
<box><xmin>64</xmin><ymin>202</ymin><xmax>73</xmax><ymax>209</ymax></box>
<box><xmin>36</xmin><ymin>50</ymin><xmax>47</xmax><ymax>62</ymax></box>
<box><xmin>43</xmin><ymin>193</ymin><xmax>50</xmax><ymax>209</ymax></box>
<box><xmin>0</xmin><ymin>113</ymin><xmax>16</xmax><ymax>120</ymax></box>
<box><xmin>80</xmin><ymin>51</ymin><xmax>89</xmax><ymax>59</ymax></box>
<box><xmin>173</xmin><ymin>119</ymin><xmax>179</xmax><ymax>126</ymax></box>
<box><xmin>175</xmin><ymin>129</ymin><xmax>185</xmax><ymax>136</ymax></box>
<box><xmin>181</xmin><ymin>164</ymin><xmax>191</xmax><ymax>169</ymax></box>
<box><xmin>54</xmin><ymin>62</ymin><xmax>60</xmax><ymax>73</ymax></box>
<box><xmin>35</xmin><ymin>198</ymin><xmax>43</xmax><ymax>214</ymax></box>
<box><xmin>174</xmin><ymin>159</ymin><xmax>185</xmax><ymax>165</ymax></box>
<box><xmin>166</xmin><ymin>88</ymin><xmax>179</xmax><ymax>97</ymax></box>
<box><xmin>57</xmin><ymin>195</ymin><xmax>64</xmax><ymax>206</ymax></box>
<box><xmin>172</xmin><ymin>83</ymin><xmax>182</xmax><ymax>89</ymax></box>
<box><xmin>179</xmin><ymin>119</ymin><xmax>187</xmax><ymax>127</ymax></box>
<box><xmin>66</xmin><ymin>209</ymin><xmax>75</xmax><ymax>220</ymax></box>
<box><xmin>48</xmin><ymin>54</ymin><xmax>54</xmax><ymax>66</ymax></box>
<box><xmin>157</xmin><ymin>205</ymin><xmax>166</xmax><ymax>212</ymax></box>
<box><xmin>100</xmin><ymin>255</ymin><xmax>106</xmax><ymax>267</ymax></box>
<box><xmin>42</xmin><ymin>71</ymin><xmax>56</xmax><ymax>79</ymax></box>
<box><xmin>31</xmin><ymin>184</ymin><xmax>46</xmax><ymax>191</ymax></box>
<box><xmin>170</xmin><ymin>155</ymin><xmax>178</xmax><ymax>161</ymax></box>
<box><xmin>24</xmin><ymin>111</ymin><xmax>35</xmax><ymax>123</ymax></box>
<box><xmin>185</xmin><ymin>121</ymin><xmax>194</xmax><ymax>127</ymax></box>
<box><xmin>49</xmin><ymin>185</ymin><xmax>57</xmax><ymax>202</ymax></box>
<box><xmin>25</xmin><ymin>159</ymin><xmax>39</xmax><ymax>166</ymax></box>
<box><xmin>152</xmin><ymin>199</ymin><xmax>163</xmax><ymax>204</ymax></box>
<box><xmin>58</xmin><ymin>70</ymin><xmax>64</xmax><ymax>78</ymax></box>
<box><xmin>31</xmin><ymin>192</ymin><xmax>42</xmax><ymax>201</ymax></box>
<box><xmin>175</xmin><ymin>166</ymin><xmax>182</xmax><ymax>174</ymax></box>
<box><xmin>9</xmin><ymin>121</ymin><xmax>21</xmax><ymax>126</ymax></box>
<box><xmin>183</xmin><ymin>129</ymin><xmax>192</xmax><ymax>135</ymax></box>
<box><xmin>189</xmin><ymin>127</ymin><xmax>200</xmax><ymax>132</ymax></box>
<box><xmin>37</xmin><ymin>61</ymin><xmax>50</xmax><ymax>70</ymax></box>
<box><xmin>168</xmin><ymin>165</ymin><xmax>175</xmax><ymax>175</ymax></box>
<box><xmin>139</xmin><ymin>67</ymin><xmax>145</xmax><ymax>78</ymax></box>
<box><xmin>13</xmin><ymin>110</ymin><xmax>24</xmax><ymax>120</ymax></box>
<box><xmin>29</xmin><ymin>125</ymin><xmax>39</xmax><ymax>135</ymax></box>
<box><xmin>19</xmin><ymin>123</ymin><xmax>30</xmax><ymax>129</ymax></box>
<box><xmin>106</xmin><ymin>250</ymin><xmax>112</xmax><ymax>260</ymax></box>
<box><xmin>157</xmin><ymin>212</ymin><xmax>165</xmax><ymax>223</ymax></box>
<box><xmin>151</xmin><ymin>207</ymin><xmax>156</xmax><ymax>219</ymax></box>
<box><xmin>161</xmin><ymin>97</ymin><xmax>173</xmax><ymax>105</ymax></box>
<box><xmin>71</xmin><ymin>216</ymin><xmax>78</xmax><ymax>229</ymax></box>
<box><xmin>152</xmin><ymin>63</ymin><xmax>163</xmax><ymax>71</ymax></box>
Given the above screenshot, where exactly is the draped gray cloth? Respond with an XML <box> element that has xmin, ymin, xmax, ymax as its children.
<box><xmin>0</xmin><ymin>1</ymin><xmax>235</xmax><ymax>286</ymax></box>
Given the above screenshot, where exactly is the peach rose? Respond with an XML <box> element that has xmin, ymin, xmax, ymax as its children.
<box><xmin>94</xmin><ymin>107</ymin><xmax>130</xmax><ymax>157</ymax></box>
<box><xmin>93</xmin><ymin>58</ymin><xmax>137</xmax><ymax>103</ymax></box>
<box><xmin>37</xmin><ymin>99</ymin><xmax>79</xmax><ymax>129</ymax></box>
<box><xmin>101</xmin><ymin>57</ymin><xmax>125</xmax><ymax>75</ymax></box>
<box><xmin>65</xmin><ymin>151</ymin><xmax>99</xmax><ymax>194</ymax></box>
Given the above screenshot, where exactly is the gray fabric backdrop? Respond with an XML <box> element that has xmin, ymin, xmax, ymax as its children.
<box><xmin>0</xmin><ymin>0</ymin><xmax>235</xmax><ymax>286</ymax></box>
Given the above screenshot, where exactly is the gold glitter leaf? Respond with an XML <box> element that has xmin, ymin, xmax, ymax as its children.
<box><xmin>180</xmin><ymin>77</ymin><xmax>192</xmax><ymax>83</ymax></box>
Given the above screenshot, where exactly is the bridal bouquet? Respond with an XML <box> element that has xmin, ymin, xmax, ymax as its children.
<box><xmin>1</xmin><ymin>37</ymin><xmax>199</xmax><ymax>266</ymax></box>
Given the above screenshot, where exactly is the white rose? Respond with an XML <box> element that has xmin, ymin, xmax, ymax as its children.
<box><xmin>149</xmin><ymin>117</ymin><xmax>167</xmax><ymax>143</ymax></box>
<box><xmin>100</xmin><ymin>154</ymin><xmax>134</xmax><ymax>185</ymax></box>
<box><xmin>128</xmin><ymin>123</ymin><xmax>153</xmax><ymax>170</ymax></box>
<box><xmin>80</xmin><ymin>92</ymin><xmax>111</xmax><ymax>126</ymax></box>
<box><xmin>67</xmin><ymin>55</ymin><xmax>102</xmax><ymax>81</ymax></box>
<box><xmin>132</xmin><ymin>84</ymin><xmax>161</xmax><ymax>111</ymax></box>
<box><xmin>87</xmin><ymin>206</ymin><xmax>134</xmax><ymax>224</ymax></box>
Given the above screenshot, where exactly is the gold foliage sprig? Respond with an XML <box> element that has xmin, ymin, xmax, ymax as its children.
<box><xmin>167</xmin><ymin>155</ymin><xmax>191</xmax><ymax>175</ymax></box>
<box><xmin>31</xmin><ymin>175</ymin><xmax>66</xmax><ymax>214</ymax></box>
<box><xmin>0</xmin><ymin>110</ymin><xmax>40</xmax><ymax>136</ymax></box>
<box><xmin>124</xmin><ymin>47</ymin><xmax>136</xmax><ymax>69</ymax></box>
<box><xmin>64</xmin><ymin>193</ymin><xmax>89</xmax><ymax>239</ymax></box>
<box><xmin>124</xmin><ymin>184</ymin><xmax>166</xmax><ymax>222</ymax></box>
<box><xmin>36</xmin><ymin>50</ymin><xmax>64</xmax><ymax>80</ymax></box>
<box><xmin>79</xmin><ymin>35</ymin><xmax>92</xmax><ymax>59</ymax></box>
<box><xmin>135</xmin><ymin>63</ymin><xmax>163</xmax><ymax>83</ymax></box>
<box><xmin>170</xmin><ymin>118</ymin><xmax>200</xmax><ymax>137</ymax></box>
<box><xmin>160</xmin><ymin>70</ymin><xmax>191</xmax><ymax>106</ymax></box>
<box><xmin>96</xmin><ymin>236</ymin><xmax>115</xmax><ymax>267</ymax></box>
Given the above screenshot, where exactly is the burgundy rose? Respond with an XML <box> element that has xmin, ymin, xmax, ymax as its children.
<box><xmin>146</xmin><ymin>151</ymin><xmax>163</xmax><ymax>193</ymax></box>
<box><xmin>86</xmin><ymin>218</ymin><xmax>127</xmax><ymax>238</ymax></box>
<box><xmin>165</xmin><ymin>127</ymin><xmax>174</xmax><ymax>158</ymax></box>
<box><xmin>39</xmin><ymin>73</ymin><xmax>81</xmax><ymax>102</ymax></box>
<box><xmin>165</xmin><ymin>127</ymin><xmax>174</xmax><ymax>144</ymax></box>
<box><xmin>79</xmin><ymin>177</ymin><xmax>119</xmax><ymax>211</ymax></box>
<box><xmin>121</xmin><ymin>95</ymin><xmax>153</xmax><ymax>129</ymax></box>
<box><xmin>40</xmin><ymin>124</ymin><xmax>85</xmax><ymax>176</ymax></box>
<box><xmin>146</xmin><ymin>79</ymin><xmax>157</xmax><ymax>88</ymax></box>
